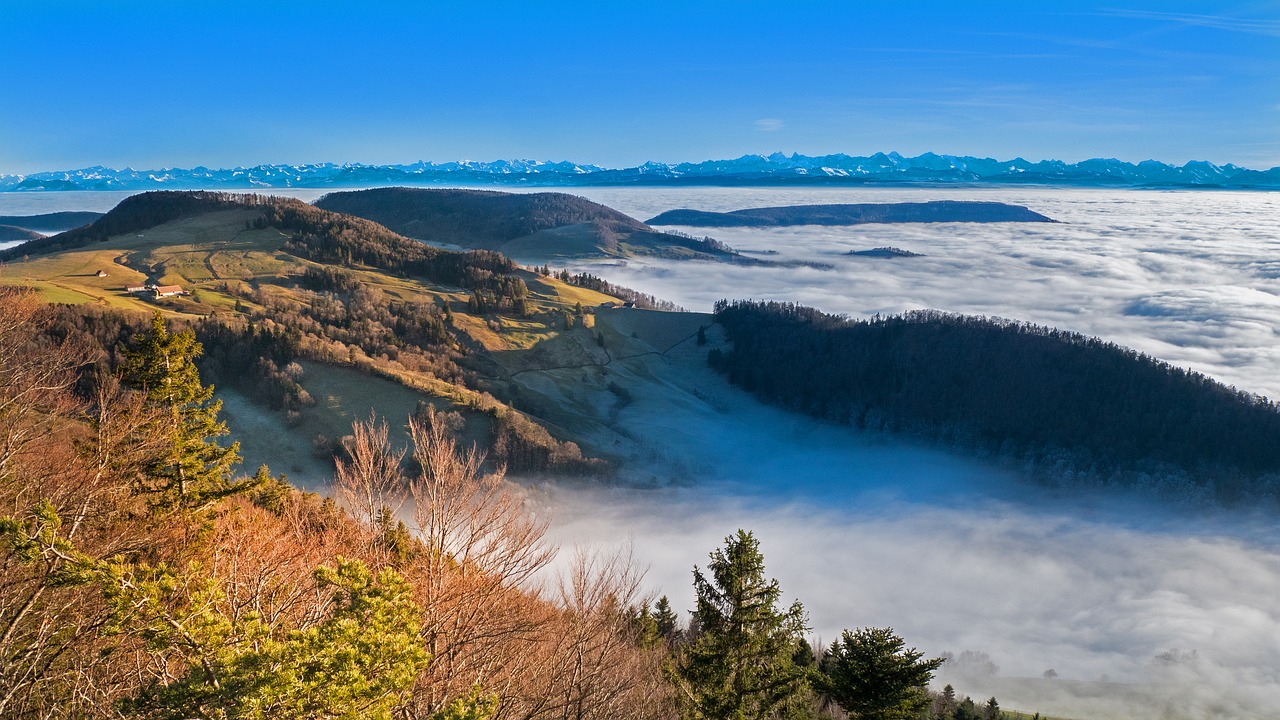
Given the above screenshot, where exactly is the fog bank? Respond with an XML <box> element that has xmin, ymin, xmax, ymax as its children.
<box><xmin>543</xmin><ymin>480</ymin><xmax>1280</xmax><ymax>720</ymax></box>
<box><xmin>564</xmin><ymin>187</ymin><xmax>1280</xmax><ymax>400</ymax></box>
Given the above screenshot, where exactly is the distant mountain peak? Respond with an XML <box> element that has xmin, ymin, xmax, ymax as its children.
<box><xmin>4</xmin><ymin>153</ymin><xmax>1279</xmax><ymax>191</ymax></box>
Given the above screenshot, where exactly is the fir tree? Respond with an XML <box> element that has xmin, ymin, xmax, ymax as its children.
<box><xmin>120</xmin><ymin>312</ymin><xmax>249</xmax><ymax>511</ymax></box>
<box><xmin>674</xmin><ymin>529</ymin><xmax>810</xmax><ymax>720</ymax></box>
<box><xmin>654</xmin><ymin>595</ymin><xmax>681</xmax><ymax>644</ymax></box>
<box><xmin>117</xmin><ymin>557</ymin><xmax>430</xmax><ymax>719</ymax></box>
<box><xmin>818</xmin><ymin>627</ymin><xmax>943</xmax><ymax>720</ymax></box>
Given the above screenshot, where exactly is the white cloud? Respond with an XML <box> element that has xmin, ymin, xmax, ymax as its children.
<box><xmin>1100</xmin><ymin>9</ymin><xmax>1280</xmax><ymax>38</ymax></box>
<box><xmin>754</xmin><ymin>118</ymin><xmax>785</xmax><ymax>132</ymax></box>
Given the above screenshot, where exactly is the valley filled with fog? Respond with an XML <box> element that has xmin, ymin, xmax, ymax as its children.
<box><xmin>550</xmin><ymin>186</ymin><xmax>1280</xmax><ymax>719</ymax></box>
<box><xmin>565</xmin><ymin>186</ymin><xmax>1280</xmax><ymax>400</ymax></box>
<box><xmin>4</xmin><ymin>186</ymin><xmax>1279</xmax><ymax>718</ymax></box>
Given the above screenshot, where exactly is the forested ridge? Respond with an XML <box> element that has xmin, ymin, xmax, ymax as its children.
<box><xmin>0</xmin><ymin>191</ymin><xmax>527</xmax><ymax>302</ymax></box>
<box><xmin>710</xmin><ymin>300</ymin><xmax>1280</xmax><ymax>503</ymax></box>
<box><xmin>0</xmin><ymin>288</ymin><xmax>1011</xmax><ymax>720</ymax></box>
<box><xmin>0</xmin><ymin>191</ymin><xmax>254</xmax><ymax>259</ymax></box>
<box><xmin>314</xmin><ymin>187</ymin><xmax>647</xmax><ymax>247</ymax></box>
<box><xmin>0</xmin><ymin>190</ymin><xmax>617</xmax><ymax>476</ymax></box>
<box><xmin>313</xmin><ymin>187</ymin><xmax>744</xmax><ymax>262</ymax></box>
<box><xmin>0</xmin><ymin>225</ymin><xmax>43</xmax><ymax>243</ymax></box>
<box><xmin>0</xmin><ymin>211</ymin><xmax>104</xmax><ymax>233</ymax></box>
<box><xmin>646</xmin><ymin>201</ymin><xmax>1054</xmax><ymax>227</ymax></box>
<box><xmin>262</xmin><ymin>199</ymin><xmax>523</xmax><ymax>293</ymax></box>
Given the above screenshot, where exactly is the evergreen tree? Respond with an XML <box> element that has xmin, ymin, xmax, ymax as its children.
<box><xmin>674</xmin><ymin>529</ymin><xmax>810</xmax><ymax>720</ymax></box>
<box><xmin>935</xmin><ymin>684</ymin><xmax>958</xmax><ymax>719</ymax></box>
<box><xmin>118</xmin><ymin>557</ymin><xmax>429</xmax><ymax>720</ymax></box>
<box><xmin>120</xmin><ymin>312</ymin><xmax>248</xmax><ymax>511</ymax></box>
<box><xmin>819</xmin><ymin>627</ymin><xmax>943</xmax><ymax>720</ymax></box>
<box><xmin>634</xmin><ymin>604</ymin><xmax>663</xmax><ymax>650</ymax></box>
<box><xmin>954</xmin><ymin>697</ymin><xmax>979</xmax><ymax>720</ymax></box>
<box><xmin>792</xmin><ymin>638</ymin><xmax>816</xmax><ymax>669</ymax></box>
<box><xmin>654</xmin><ymin>595</ymin><xmax>681</xmax><ymax>644</ymax></box>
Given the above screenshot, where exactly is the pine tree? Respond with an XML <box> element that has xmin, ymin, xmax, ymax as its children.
<box><xmin>936</xmin><ymin>683</ymin><xmax>958</xmax><ymax>719</ymax></box>
<box><xmin>634</xmin><ymin>605</ymin><xmax>663</xmax><ymax>650</ymax></box>
<box><xmin>818</xmin><ymin>627</ymin><xmax>943</xmax><ymax>720</ymax></box>
<box><xmin>117</xmin><ymin>557</ymin><xmax>430</xmax><ymax>720</ymax></box>
<box><xmin>955</xmin><ymin>697</ymin><xmax>979</xmax><ymax>720</ymax></box>
<box><xmin>654</xmin><ymin>595</ymin><xmax>681</xmax><ymax>644</ymax></box>
<box><xmin>674</xmin><ymin>529</ymin><xmax>810</xmax><ymax>720</ymax></box>
<box><xmin>120</xmin><ymin>312</ymin><xmax>248</xmax><ymax>511</ymax></box>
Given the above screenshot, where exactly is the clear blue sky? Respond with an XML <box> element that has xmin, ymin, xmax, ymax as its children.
<box><xmin>2</xmin><ymin>1</ymin><xmax>1277</xmax><ymax>173</ymax></box>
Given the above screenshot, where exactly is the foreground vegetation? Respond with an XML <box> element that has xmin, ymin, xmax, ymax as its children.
<box><xmin>0</xmin><ymin>289</ymin><xmax>1024</xmax><ymax>719</ymax></box>
<box><xmin>0</xmin><ymin>290</ymin><xmax>664</xmax><ymax>718</ymax></box>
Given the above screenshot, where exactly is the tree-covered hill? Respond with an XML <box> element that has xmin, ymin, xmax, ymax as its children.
<box><xmin>316</xmin><ymin>187</ymin><xmax>646</xmax><ymax>245</ymax></box>
<box><xmin>710</xmin><ymin>300</ymin><xmax>1280</xmax><ymax>503</ymax></box>
<box><xmin>314</xmin><ymin>187</ymin><xmax>744</xmax><ymax>261</ymax></box>
<box><xmin>0</xmin><ymin>211</ymin><xmax>105</xmax><ymax>232</ymax></box>
<box><xmin>0</xmin><ymin>224</ymin><xmax>43</xmax><ymax>243</ymax></box>
<box><xmin>647</xmin><ymin>200</ymin><xmax>1055</xmax><ymax>227</ymax></box>
<box><xmin>0</xmin><ymin>190</ymin><xmax>639</xmax><ymax>477</ymax></box>
<box><xmin>0</xmin><ymin>191</ymin><xmax>255</xmax><ymax>259</ymax></box>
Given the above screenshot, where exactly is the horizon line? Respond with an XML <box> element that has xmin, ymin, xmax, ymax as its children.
<box><xmin>4</xmin><ymin>151</ymin><xmax>1279</xmax><ymax>177</ymax></box>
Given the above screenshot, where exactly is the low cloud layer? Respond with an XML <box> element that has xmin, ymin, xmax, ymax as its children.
<box><xmin>541</xmin><ymin>186</ymin><xmax>1280</xmax><ymax>718</ymax></box>
<box><xmin>566</xmin><ymin>186</ymin><xmax>1280</xmax><ymax>400</ymax></box>
<box><xmin>531</xmin><ymin>331</ymin><xmax>1280</xmax><ymax>719</ymax></box>
<box><xmin>545</xmin><ymin>476</ymin><xmax>1280</xmax><ymax>719</ymax></box>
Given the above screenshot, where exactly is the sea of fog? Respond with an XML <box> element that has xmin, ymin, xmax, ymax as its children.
<box><xmin>4</xmin><ymin>186</ymin><xmax>1280</xmax><ymax>718</ymax></box>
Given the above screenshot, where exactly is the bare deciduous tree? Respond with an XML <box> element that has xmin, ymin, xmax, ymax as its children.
<box><xmin>518</xmin><ymin>545</ymin><xmax>673</xmax><ymax>720</ymax></box>
<box><xmin>408</xmin><ymin>406</ymin><xmax>554</xmax><ymax>586</ymax></box>
<box><xmin>403</xmin><ymin>407</ymin><xmax>559</xmax><ymax>718</ymax></box>
<box><xmin>333</xmin><ymin>413</ymin><xmax>407</xmax><ymax>538</ymax></box>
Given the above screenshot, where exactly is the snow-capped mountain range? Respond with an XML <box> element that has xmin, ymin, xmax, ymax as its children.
<box><xmin>3</xmin><ymin>152</ymin><xmax>1278</xmax><ymax>191</ymax></box>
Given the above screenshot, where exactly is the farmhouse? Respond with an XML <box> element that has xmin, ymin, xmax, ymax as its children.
<box><xmin>153</xmin><ymin>285</ymin><xmax>186</xmax><ymax>298</ymax></box>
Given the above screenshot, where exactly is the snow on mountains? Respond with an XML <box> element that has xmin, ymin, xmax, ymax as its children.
<box><xmin>3</xmin><ymin>152</ymin><xmax>1278</xmax><ymax>191</ymax></box>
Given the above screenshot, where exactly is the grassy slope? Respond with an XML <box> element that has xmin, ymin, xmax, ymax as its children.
<box><xmin>480</xmin><ymin>306</ymin><xmax>719</xmax><ymax>466</ymax></box>
<box><xmin>221</xmin><ymin>360</ymin><xmax>476</xmax><ymax>488</ymax></box>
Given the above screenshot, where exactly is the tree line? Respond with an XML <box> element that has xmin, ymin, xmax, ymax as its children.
<box><xmin>547</xmin><ymin>269</ymin><xmax>685</xmax><ymax>312</ymax></box>
<box><xmin>710</xmin><ymin>300</ymin><xmax>1280</xmax><ymax>504</ymax></box>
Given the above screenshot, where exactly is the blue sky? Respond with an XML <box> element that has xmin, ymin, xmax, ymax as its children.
<box><xmin>1</xmin><ymin>1</ymin><xmax>1277</xmax><ymax>173</ymax></box>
